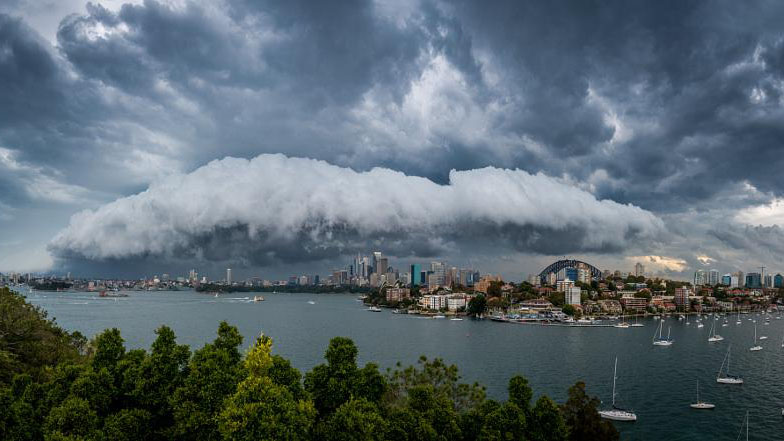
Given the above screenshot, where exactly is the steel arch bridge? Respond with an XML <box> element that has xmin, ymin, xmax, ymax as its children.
<box><xmin>538</xmin><ymin>259</ymin><xmax>602</xmax><ymax>283</ymax></box>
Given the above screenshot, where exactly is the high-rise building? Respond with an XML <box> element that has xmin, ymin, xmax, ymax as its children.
<box><xmin>775</xmin><ymin>273</ymin><xmax>784</xmax><ymax>288</ymax></box>
<box><xmin>410</xmin><ymin>264</ymin><xmax>422</xmax><ymax>286</ymax></box>
<box><xmin>693</xmin><ymin>269</ymin><xmax>706</xmax><ymax>286</ymax></box>
<box><xmin>674</xmin><ymin>287</ymin><xmax>690</xmax><ymax>310</ymax></box>
<box><xmin>372</xmin><ymin>252</ymin><xmax>382</xmax><ymax>274</ymax></box>
<box><xmin>745</xmin><ymin>272</ymin><xmax>762</xmax><ymax>289</ymax></box>
<box><xmin>721</xmin><ymin>274</ymin><xmax>732</xmax><ymax>286</ymax></box>
<box><xmin>764</xmin><ymin>274</ymin><xmax>772</xmax><ymax>288</ymax></box>
<box><xmin>565</xmin><ymin>286</ymin><xmax>582</xmax><ymax>306</ymax></box>
<box><xmin>430</xmin><ymin>262</ymin><xmax>446</xmax><ymax>286</ymax></box>
<box><xmin>376</xmin><ymin>258</ymin><xmax>389</xmax><ymax>276</ymax></box>
<box><xmin>634</xmin><ymin>262</ymin><xmax>645</xmax><ymax>277</ymax></box>
<box><xmin>708</xmin><ymin>269</ymin><xmax>719</xmax><ymax>286</ymax></box>
<box><xmin>226</xmin><ymin>268</ymin><xmax>232</xmax><ymax>285</ymax></box>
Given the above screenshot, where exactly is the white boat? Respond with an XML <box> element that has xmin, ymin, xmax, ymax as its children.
<box><xmin>598</xmin><ymin>357</ymin><xmax>637</xmax><ymax>422</ymax></box>
<box><xmin>716</xmin><ymin>346</ymin><xmax>743</xmax><ymax>384</ymax></box>
<box><xmin>214</xmin><ymin>293</ymin><xmax>218</xmax><ymax>298</ymax></box>
<box><xmin>433</xmin><ymin>314</ymin><xmax>446</xmax><ymax>319</ymax></box>
<box><xmin>734</xmin><ymin>411</ymin><xmax>749</xmax><ymax>441</ymax></box>
<box><xmin>630</xmin><ymin>315</ymin><xmax>644</xmax><ymax>327</ymax></box>
<box><xmin>696</xmin><ymin>320</ymin><xmax>704</xmax><ymax>328</ymax></box>
<box><xmin>253</xmin><ymin>295</ymin><xmax>265</xmax><ymax>302</ymax></box>
<box><xmin>308</xmin><ymin>300</ymin><xmax>316</xmax><ymax>305</ymax></box>
<box><xmin>750</xmin><ymin>324</ymin><xmax>762</xmax><ymax>351</ymax></box>
<box><xmin>708</xmin><ymin>320</ymin><xmax>724</xmax><ymax>342</ymax></box>
<box><xmin>652</xmin><ymin>320</ymin><xmax>673</xmax><ymax>346</ymax></box>
<box><xmin>450</xmin><ymin>317</ymin><xmax>463</xmax><ymax>321</ymax></box>
<box><xmin>367</xmin><ymin>306</ymin><xmax>381</xmax><ymax>312</ymax></box>
<box><xmin>690</xmin><ymin>380</ymin><xmax>715</xmax><ymax>409</ymax></box>
<box><xmin>614</xmin><ymin>321</ymin><xmax>630</xmax><ymax>328</ymax></box>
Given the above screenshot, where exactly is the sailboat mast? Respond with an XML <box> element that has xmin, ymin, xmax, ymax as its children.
<box><xmin>612</xmin><ymin>357</ymin><xmax>617</xmax><ymax>406</ymax></box>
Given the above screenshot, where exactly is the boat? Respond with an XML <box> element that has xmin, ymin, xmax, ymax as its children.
<box><xmin>450</xmin><ymin>317</ymin><xmax>463</xmax><ymax>321</ymax></box>
<box><xmin>433</xmin><ymin>314</ymin><xmax>446</xmax><ymax>319</ymax></box>
<box><xmin>630</xmin><ymin>315</ymin><xmax>644</xmax><ymax>327</ymax></box>
<box><xmin>750</xmin><ymin>324</ymin><xmax>762</xmax><ymax>351</ymax></box>
<box><xmin>708</xmin><ymin>320</ymin><xmax>724</xmax><ymax>342</ymax></box>
<box><xmin>598</xmin><ymin>357</ymin><xmax>637</xmax><ymax>422</ymax></box>
<box><xmin>367</xmin><ymin>306</ymin><xmax>381</xmax><ymax>312</ymax></box>
<box><xmin>253</xmin><ymin>295</ymin><xmax>264</xmax><ymax>302</ymax></box>
<box><xmin>214</xmin><ymin>293</ymin><xmax>218</xmax><ymax>298</ymax></box>
<box><xmin>690</xmin><ymin>380</ymin><xmax>715</xmax><ymax>409</ymax></box>
<box><xmin>716</xmin><ymin>346</ymin><xmax>743</xmax><ymax>384</ymax></box>
<box><xmin>308</xmin><ymin>300</ymin><xmax>316</xmax><ymax>305</ymax></box>
<box><xmin>652</xmin><ymin>320</ymin><xmax>673</xmax><ymax>346</ymax></box>
<box><xmin>614</xmin><ymin>320</ymin><xmax>630</xmax><ymax>328</ymax></box>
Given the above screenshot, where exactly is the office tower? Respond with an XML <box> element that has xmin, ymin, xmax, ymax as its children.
<box><xmin>376</xmin><ymin>257</ymin><xmax>389</xmax><ymax>276</ymax></box>
<box><xmin>775</xmin><ymin>274</ymin><xmax>783</xmax><ymax>288</ymax></box>
<box><xmin>721</xmin><ymin>274</ymin><xmax>732</xmax><ymax>286</ymax></box>
<box><xmin>708</xmin><ymin>269</ymin><xmax>719</xmax><ymax>286</ymax></box>
<box><xmin>693</xmin><ymin>269</ymin><xmax>706</xmax><ymax>286</ymax></box>
<box><xmin>226</xmin><ymin>268</ymin><xmax>232</xmax><ymax>284</ymax></box>
<box><xmin>745</xmin><ymin>272</ymin><xmax>761</xmax><ymax>289</ymax></box>
<box><xmin>634</xmin><ymin>262</ymin><xmax>645</xmax><ymax>277</ymax></box>
<box><xmin>410</xmin><ymin>264</ymin><xmax>422</xmax><ymax>286</ymax></box>
<box><xmin>372</xmin><ymin>252</ymin><xmax>382</xmax><ymax>274</ymax></box>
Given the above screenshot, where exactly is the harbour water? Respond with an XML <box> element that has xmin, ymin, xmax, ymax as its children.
<box><xmin>24</xmin><ymin>289</ymin><xmax>784</xmax><ymax>440</ymax></box>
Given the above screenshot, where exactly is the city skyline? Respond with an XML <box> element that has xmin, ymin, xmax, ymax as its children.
<box><xmin>3</xmin><ymin>1</ymin><xmax>784</xmax><ymax>280</ymax></box>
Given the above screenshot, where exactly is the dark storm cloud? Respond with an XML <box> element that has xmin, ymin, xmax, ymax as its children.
<box><xmin>2</xmin><ymin>0</ymin><xmax>784</xmax><ymax>274</ymax></box>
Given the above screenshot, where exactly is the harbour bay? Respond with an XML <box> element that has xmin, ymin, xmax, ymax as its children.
<box><xmin>27</xmin><ymin>289</ymin><xmax>784</xmax><ymax>440</ymax></box>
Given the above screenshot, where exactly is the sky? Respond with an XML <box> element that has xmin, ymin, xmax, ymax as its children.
<box><xmin>2</xmin><ymin>0</ymin><xmax>784</xmax><ymax>281</ymax></box>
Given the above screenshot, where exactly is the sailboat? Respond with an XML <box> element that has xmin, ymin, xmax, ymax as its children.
<box><xmin>716</xmin><ymin>346</ymin><xmax>743</xmax><ymax>384</ymax></box>
<box><xmin>690</xmin><ymin>379</ymin><xmax>715</xmax><ymax>409</ymax></box>
<box><xmin>652</xmin><ymin>320</ymin><xmax>673</xmax><ymax>346</ymax></box>
<box><xmin>630</xmin><ymin>315</ymin><xmax>644</xmax><ymax>327</ymax></box>
<box><xmin>614</xmin><ymin>316</ymin><xmax>630</xmax><ymax>328</ymax></box>
<box><xmin>736</xmin><ymin>309</ymin><xmax>741</xmax><ymax>325</ymax></box>
<box><xmin>780</xmin><ymin>329</ymin><xmax>784</xmax><ymax>348</ymax></box>
<box><xmin>750</xmin><ymin>324</ymin><xmax>762</xmax><ymax>351</ymax></box>
<box><xmin>598</xmin><ymin>357</ymin><xmax>637</xmax><ymax>422</ymax></box>
<box><xmin>708</xmin><ymin>319</ymin><xmax>724</xmax><ymax>342</ymax></box>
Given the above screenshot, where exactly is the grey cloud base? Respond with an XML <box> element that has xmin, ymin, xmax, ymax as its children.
<box><xmin>48</xmin><ymin>154</ymin><xmax>664</xmax><ymax>270</ymax></box>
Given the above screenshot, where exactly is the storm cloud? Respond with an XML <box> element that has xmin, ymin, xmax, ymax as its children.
<box><xmin>2</xmin><ymin>0</ymin><xmax>784</xmax><ymax>277</ymax></box>
<box><xmin>48</xmin><ymin>154</ymin><xmax>663</xmax><ymax>269</ymax></box>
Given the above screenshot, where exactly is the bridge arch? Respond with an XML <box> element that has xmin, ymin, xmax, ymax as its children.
<box><xmin>538</xmin><ymin>259</ymin><xmax>602</xmax><ymax>284</ymax></box>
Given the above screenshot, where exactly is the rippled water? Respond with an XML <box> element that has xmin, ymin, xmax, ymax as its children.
<box><xmin>25</xmin><ymin>289</ymin><xmax>784</xmax><ymax>440</ymax></box>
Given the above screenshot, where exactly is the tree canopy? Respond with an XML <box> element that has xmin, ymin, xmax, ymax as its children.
<box><xmin>0</xmin><ymin>287</ymin><xmax>619</xmax><ymax>441</ymax></box>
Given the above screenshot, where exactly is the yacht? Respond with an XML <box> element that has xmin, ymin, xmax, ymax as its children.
<box><xmin>450</xmin><ymin>317</ymin><xmax>463</xmax><ymax>321</ymax></box>
<box><xmin>253</xmin><ymin>295</ymin><xmax>265</xmax><ymax>302</ymax></box>
<box><xmin>367</xmin><ymin>306</ymin><xmax>381</xmax><ymax>312</ymax></box>
<box><xmin>690</xmin><ymin>380</ymin><xmax>715</xmax><ymax>409</ymax></box>
<box><xmin>614</xmin><ymin>321</ymin><xmax>630</xmax><ymax>328</ymax></box>
<box><xmin>708</xmin><ymin>320</ymin><xmax>724</xmax><ymax>342</ymax></box>
<box><xmin>433</xmin><ymin>314</ymin><xmax>446</xmax><ymax>319</ymax></box>
<box><xmin>750</xmin><ymin>324</ymin><xmax>762</xmax><ymax>351</ymax></box>
<box><xmin>598</xmin><ymin>357</ymin><xmax>637</xmax><ymax>422</ymax></box>
<box><xmin>652</xmin><ymin>320</ymin><xmax>673</xmax><ymax>346</ymax></box>
<box><xmin>630</xmin><ymin>315</ymin><xmax>644</xmax><ymax>327</ymax></box>
<box><xmin>716</xmin><ymin>346</ymin><xmax>743</xmax><ymax>384</ymax></box>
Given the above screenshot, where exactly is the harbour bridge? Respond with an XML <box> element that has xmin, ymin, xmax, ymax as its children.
<box><xmin>537</xmin><ymin>259</ymin><xmax>602</xmax><ymax>284</ymax></box>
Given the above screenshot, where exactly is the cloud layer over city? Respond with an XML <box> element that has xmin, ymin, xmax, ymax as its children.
<box><xmin>3</xmin><ymin>0</ymin><xmax>784</xmax><ymax>278</ymax></box>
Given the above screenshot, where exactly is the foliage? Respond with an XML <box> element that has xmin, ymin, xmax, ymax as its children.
<box><xmin>0</xmin><ymin>288</ymin><xmax>620</xmax><ymax>441</ymax></box>
<box><xmin>0</xmin><ymin>287</ymin><xmax>86</xmax><ymax>385</ymax></box>
<box><xmin>467</xmin><ymin>295</ymin><xmax>488</xmax><ymax>317</ymax></box>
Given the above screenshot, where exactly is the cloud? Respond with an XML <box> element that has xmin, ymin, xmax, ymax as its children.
<box><xmin>49</xmin><ymin>154</ymin><xmax>664</xmax><ymax>269</ymax></box>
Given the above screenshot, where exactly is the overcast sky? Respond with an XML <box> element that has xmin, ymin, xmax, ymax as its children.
<box><xmin>2</xmin><ymin>0</ymin><xmax>784</xmax><ymax>281</ymax></box>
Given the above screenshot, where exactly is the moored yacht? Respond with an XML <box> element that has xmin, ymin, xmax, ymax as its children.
<box><xmin>598</xmin><ymin>357</ymin><xmax>637</xmax><ymax>422</ymax></box>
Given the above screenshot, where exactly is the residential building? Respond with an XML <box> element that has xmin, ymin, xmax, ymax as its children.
<box><xmin>708</xmin><ymin>269</ymin><xmax>719</xmax><ymax>286</ymax></box>
<box><xmin>693</xmin><ymin>269</ymin><xmax>706</xmax><ymax>286</ymax></box>
<box><xmin>674</xmin><ymin>287</ymin><xmax>690</xmax><ymax>309</ymax></box>
<box><xmin>556</xmin><ymin>279</ymin><xmax>574</xmax><ymax>292</ymax></box>
<box><xmin>620</xmin><ymin>296</ymin><xmax>648</xmax><ymax>312</ymax></box>
<box><xmin>565</xmin><ymin>286</ymin><xmax>581</xmax><ymax>306</ymax></box>
<box><xmin>634</xmin><ymin>262</ymin><xmax>645</xmax><ymax>277</ymax></box>
<box><xmin>385</xmin><ymin>287</ymin><xmax>411</xmax><ymax>303</ymax></box>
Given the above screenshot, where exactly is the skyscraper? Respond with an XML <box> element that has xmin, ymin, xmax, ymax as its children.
<box><xmin>745</xmin><ymin>272</ymin><xmax>761</xmax><ymax>289</ymax></box>
<box><xmin>708</xmin><ymin>269</ymin><xmax>719</xmax><ymax>286</ymax></box>
<box><xmin>226</xmin><ymin>268</ymin><xmax>232</xmax><ymax>285</ymax></box>
<box><xmin>693</xmin><ymin>269</ymin><xmax>706</xmax><ymax>286</ymax></box>
<box><xmin>410</xmin><ymin>264</ymin><xmax>422</xmax><ymax>286</ymax></box>
<box><xmin>634</xmin><ymin>262</ymin><xmax>645</xmax><ymax>277</ymax></box>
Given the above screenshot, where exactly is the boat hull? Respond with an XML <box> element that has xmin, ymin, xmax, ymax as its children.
<box><xmin>599</xmin><ymin>410</ymin><xmax>637</xmax><ymax>421</ymax></box>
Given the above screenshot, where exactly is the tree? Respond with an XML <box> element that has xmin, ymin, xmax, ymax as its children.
<box><xmin>562</xmin><ymin>304</ymin><xmax>576</xmax><ymax>316</ymax></box>
<box><xmin>44</xmin><ymin>397</ymin><xmax>99</xmax><ymax>440</ymax></box>
<box><xmin>305</xmin><ymin>337</ymin><xmax>386</xmax><ymax>418</ymax></box>
<box><xmin>467</xmin><ymin>295</ymin><xmax>488</xmax><ymax>317</ymax></box>
<box><xmin>172</xmin><ymin>322</ymin><xmax>245</xmax><ymax>441</ymax></box>
<box><xmin>219</xmin><ymin>334</ymin><xmax>315</xmax><ymax>441</ymax></box>
<box><xmin>319</xmin><ymin>398</ymin><xmax>388</xmax><ymax>441</ymax></box>
<box><xmin>561</xmin><ymin>382</ymin><xmax>618</xmax><ymax>441</ymax></box>
<box><xmin>102</xmin><ymin>408</ymin><xmax>152</xmax><ymax>441</ymax></box>
<box><xmin>529</xmin><ymin>396</ymin><xmax>568</xmax><ymax>441</ymax></box>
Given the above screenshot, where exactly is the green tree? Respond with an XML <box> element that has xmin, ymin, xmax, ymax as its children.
<box><xmin>44</xmin><ymin>396</ymin><xmax>99</xmax><ymax>441</ymax></box>
<box><xmin>319</xmin><ymin>398</ymin><xmax>388</xmax><ymax>441</ymax></box>
<box><xmin>561</xmin><ymin>382</ymin><xmax>618</xmax><ymax>441</ymax></box>
<box><xmin>561</xmin><ymin>304</ymin><xmax>576</xmax><ymax>316</ymax></box>
<box><xmin>467</xmin><ymin>295</ymin><xmax>488</xmax><ymax>317</ymax></box>
<box><xmin>172</xmin><ymin>322</ymin><xmax>245</xmax><ymax>441</ymax></box>
<box><xmin>219</xmin><ymin>334</ymin><xmax>315</xmax><ymax>440</ymax></box>
<box><xmin>304</xmin><ymin>337</ymin><xmax>386</xmax><ymax>418</ymax></box>
<box><xmin>529</xmin><ymin>396</ymin><xmax>568</xmax><ymax>441</ymax></box>
<box><xmin>102</xmin><ymin>409</ymin><xmax>152</xmax><ymax>441</ymax></box>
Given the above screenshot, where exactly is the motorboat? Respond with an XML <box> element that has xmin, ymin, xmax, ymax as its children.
<box><xmin>367</xmin><ymin>306</ymin><xmax>381</xmax><ymax>312</ymax></box>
